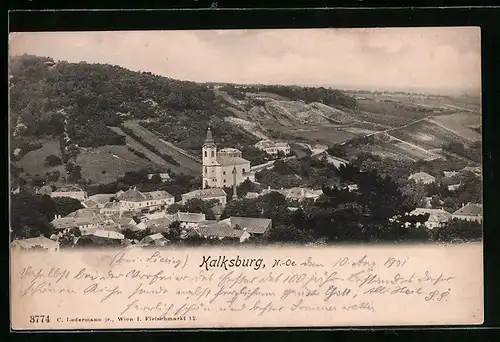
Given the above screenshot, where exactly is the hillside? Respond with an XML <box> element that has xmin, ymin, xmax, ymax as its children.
<box><xmin>9</xmin><ymin>54</ymin><xmax>481</xmax><ymax>187</ymax></box>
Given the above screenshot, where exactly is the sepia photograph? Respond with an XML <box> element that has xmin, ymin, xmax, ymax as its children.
<box><xmin>9</xmin><ymin>27</ymin><xmax>484</xmax><ymax>329</ymax></box>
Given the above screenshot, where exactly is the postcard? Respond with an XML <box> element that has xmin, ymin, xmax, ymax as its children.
<box><xmin>9</xmin><ymin>27</ymin><xmax>483</xmax><ymax>330</ymax></box>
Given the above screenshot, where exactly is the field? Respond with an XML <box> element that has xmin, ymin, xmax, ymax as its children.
<box><xmin>14</xmin><ymin>139</ymin><xmax>65</xmax><ymax>177</ymax></box>
<box><xmin>289</xmin><ymin>127</ymin><xmax>355</xmax><ymax>145</ymax></box>
<box><xmin>108</xmin><ymin>126</ymin><xmax>189</xmax><ymax>175</ymax></box>
<box><xmin>429</xmin><ymin>113</ymin><xmax>482</xmax><ymax>142</ymax></box>
<box><xmin>355</xmin><ymin>100</ymin><xmax>433</xmax><ymax>126</ymax></box>
<box><xmin>389</xmin><ymin>119</ymin><xmax>471</xmax><ymax>150</ymax></box>
<box><xmin>76</xmin><ymin>145</ymin><xmax>156</xmax><ymax>184</ymax></box>
<box><xmin>121</xmin><ymin>120</ymin><xmax>202</xmax><ymax>175</ymax></box>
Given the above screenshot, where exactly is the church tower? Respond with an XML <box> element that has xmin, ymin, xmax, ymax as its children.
<box><xmin>202</xmin><ymin>128</ymin><xmax>217</xmax><ymax>189</ymax></box>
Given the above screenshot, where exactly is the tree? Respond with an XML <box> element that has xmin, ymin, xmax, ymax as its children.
<box><xmin>164</xmin><ymin>221</ymin><xmax>182</xmax><ymax>240</ymax></box>
<box><xmin>44</xmin><ymin>154</ymin><xmax>63</xmax><ymax>166</ymax></box>
<box><xmin>432</xmin><ymin>219</ymin><xmax>482</xmax><ymax>243</ymax></box>
<box><xmin>58</xmin><ymin>227</ymin><xmax>82</xmax><ymax>247</ymax></box>
<box><xmin>52</xmin><ymin>196</ymin><xmax>84</xmax><ymax>217</ymax></box>
<box><xmin>430</xmin><ymin>196</ymin><xmax>442</xmax><ymax>209</ymax></box>
<box><xmin>10</xmin><ymin>193</ymin><xmax>55</xmax><ymax>239</ymax></box>
<box><xmin>167</xmin><ymin>203</ymin><xmax>185</xmax><ymax>214</ymax></box>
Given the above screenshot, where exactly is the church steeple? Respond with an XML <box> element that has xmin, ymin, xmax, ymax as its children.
<box><xmin>204</xmin><ymin>127</ymin><xmax>214</xmax><ymax>145</ymax></box>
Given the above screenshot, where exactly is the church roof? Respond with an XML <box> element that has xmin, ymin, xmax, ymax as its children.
<box><xmin>217</xmin><ymin>156</ymin><xmax>250</xmax><ymax>166</ymax></box>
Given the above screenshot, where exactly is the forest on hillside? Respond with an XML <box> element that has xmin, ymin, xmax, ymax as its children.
<box><xmin>9</xmin><ymin>54</ymin><xmax>228</xmax><ymax>149</ymax></box>
<box><xmin>10</xmin><ymin>54</ymin><xmax>358</xmax><ymax>154</ymax></box>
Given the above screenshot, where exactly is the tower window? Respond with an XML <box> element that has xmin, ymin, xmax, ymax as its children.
<box><xmin>242</xmin><ymin>168</ymin><xmax>245</xmax><ymax>173</ymax></box>
<box><xmin>223</xmin><ymin>179</ymin><xmax>226</xmax><ymax>183</ymax></box>
<box><xmin>205</xmin><ymin>167</ymin><xmax>207</xmax><ymax>174</ymax></box>
<box><xmin>211</xmin><ymin>151</ymin><xmax>215</xmax><ymax>157</ymax></box>
<box><xmin>204</xmin><ymin>151</ymin><xmax>207</xmax><ymax>157</ymax></box>
<box><xmin>223</xmin><ymin>171</ymin><xmax>226</xmax><ymax>175</ymax></box>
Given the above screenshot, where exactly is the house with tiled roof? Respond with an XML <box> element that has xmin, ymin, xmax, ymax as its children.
<box><xmin>255</xmin><ymin>139</ymin><xmax>291</xmax><ymax>156</ymax></box>
<box><xmin>100</xmin><ymin>201</ymin><xmax>126</xmax><ymax>216</ymax></box>
<box><xmin>147</xmin><ymin>173</ymin><xmax>171</xmax><ymax>183</ymax></box>
<box><xmin>136</xmin><ymin>216</ymin><xmax>176</xmax><ymax>233</ymax></box>
<box><xmin>408</xmin><ymin>172</ymin><xmax>436</xmax><ymax>184</ymax></box>
<box><xmin>51</xmin><ymin>185</ymin><xmax>87</xmax><ymax>201</ymax></box>
<box><xmin>195</xmin><ymin>216</ymin><xmax>271</xmax><ymax>242</ymax></box>
<box><xmin>452</xmin><ymin>203</ymin><xmax>482</xmax><ymax>223</ymax></box>
<box><xmin>409</xmin><ymin>208</ymin><xmax>452</xmax><ymax>229</ymax></box>
<box><xmin>11</xmin><ymin>235</ymin><xmax>60</xmax><ymax>252</ymax></box>
<box><xmin>285</xmin><ymin>187</ymin><xmax>323</xmax><ymax>202</ymax></box>
<box><xmin>81</xmin><ymin>198</ymin><xmax>99</xmax><ymax>209</ymax></box>
<box><xmin>117</xmin><ymin>187</ymin><xmax>174</xmax><ymax>212</ymax></box>
<box><xmin>51</xmin><ymin>211</ymin><xmax>114</xmax><ymax>234</ymax></box>
<box><xmin>139</xmin><ymin>233</ymin><xmax>169</xmax><ymax>247</ymax></box>
<box><xmin>181</xmin><ymin>188</ymin><xmax>227</xmax><ymax>206</ymax></box>
<box><xmin>87</xmin><ymin>194</ymin><xmax>116</xmax><ymax>208</ymax></box>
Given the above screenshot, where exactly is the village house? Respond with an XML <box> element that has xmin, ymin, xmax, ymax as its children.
<box><xmin>452</xmin><ymin>203</ymin><xmax>482</xmax><ymax>223</ymax></box>
<box><xmin>254</xmin><ymin>139</ymin><xmax>291</xmax><ymax>156</ymax></box>
<box><xmin>76</xmin><ymin>230</ymin><xmax>125</xmax><ymax>247</ymax></box>
<box><xmin>136</xmin><ymin>211</ymin><xmax>206</xmax><ymax>233</ymax></box>
<box><xmin>171</xmin><ymin>212</ymin><xmax>207</xmax><ymax>229</ymax></box>
<box><xmin>136</xmin><ymin>216</ymin><xmax>176</xmax><ymax>233</ymax></box>
<box><xmin>139</xmin><ymin>233</ymin><xmax>169</xmax><ymax>247</ymax></box>
<box><xmin>196</xmin><ymin>216</ymin><xmax>272</xmax><ymax>242</ymax></box>
<box><xmin>409</xmin><ymin>208</ymin><xmax>452</xmax><ymax>229</ymax></box>
<box><xmin>50</xmin><ymin>185</ymin><xmax>88</xmax><ymax>201</ymax></box>
<box><xmin>11</xmin><ymin>235</ymin><xmax>60</xmax><ymax>252</ymax></box>
<box><xmin>86</xmin><ymin>194</ymin><xmax>116</xmax><ymax>208</ymax></box>
<box><xmin>51</xmin><ymin>210</ymin><xmax>117</xmax><ymax>235</ymax></box>
<box><xmin>100</xmin><ymin>201</ymin><xmax>126</xmax><ymax>216</ymax></box>
<box><xmin>443</xmin><ymin>171</ymin><xmax>459</xmax><ymax>178</ymax></box>
<box><xmin>181</xmin><ymin>188</ymin><xmax>227</xmax><ymax>206</ymax></box>
<box><xmin>117</xmin><ymin>188</ymin><xmax>175</xmax><ymax>212</ymax></box>
<box><xmin>408</xmin><ymin>172</ymin><xmax>436</xmax><ymax>184</ymax></box>
<box><xmin>285</xmin><ymin>187</ymin><xmax>324</xmax><ymax>202</ymax></box>
<box><xmin>461</xmin><ymin>166</ymin><xmax>482</xmax><ymax>178</ymax></box>
<box><xmin>259</xmin><ymin>186</ymin><xmax>323</xmax><ymax>202</ymax></box>
<box><xmin>202</xmin><ymin>128</ymin><xmax>255</xmax><ymax>189</ymax></box>
<box><xmin>147</xmin><ymin>173</ymin><xmax>171</xmax><ymax>183</ymax></box>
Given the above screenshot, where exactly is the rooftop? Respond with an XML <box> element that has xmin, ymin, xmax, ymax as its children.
<box><xmin>452</xmin><ymin>203</ymin><xmax>482</xmax><ymax>217</ymax></box>
<box><xmin>174</xmin><ymin>212</ymin><xmax>206</xmax><ymax>222</ymax></box>
<box><xmin>230</xmin><ymin>216</ymin><xmax>272</xmax><ymax>234</ymax></box>
<box><xmin>182</xmin><ymin>188</ymin><xmax>227</xmax><ymax>200</ymax></box>
<box><xmin>88</xmin><ymin>193</ymin><xmax>116</xmax><ymax>204</ymax></box>
<box><xmin>91</xmin><ymin>230</ymin><xmax>124</xmax><ymax>240</ymax></box>
<box><xmin>216</xmin><ymin>156</ymin><xmax>250</xmax><ymax>166</ymax></box>
<box><xmin>11</xmin><ymin>236</ymin><xmax>60</xmax><ymax>249</ymax></box>
<box><xmin>410</xmin><ymin>208</ymin><xmax>452</xmax><ymax>223</ymax></box>
<box><xmin>409</xmin><ymin>172</ymin><xmax>435</xmax><ymax>179</ymax></box>
<box><xmin>117</xmin><ymin>188</ymin><xmax>146</xmax><ymax>202</ymax></box>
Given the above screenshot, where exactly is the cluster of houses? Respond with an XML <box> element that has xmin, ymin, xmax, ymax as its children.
<box><xmin>408</xmin><ymin>203</ymin><xmax>482</xmax><ymax>230</ymax></box>
<box><xmin>254</xmin><ymin>139</ymin><xmax>291</xmax><ymax>156</ymax></box>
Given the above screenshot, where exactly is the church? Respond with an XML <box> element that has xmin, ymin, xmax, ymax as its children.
<box><xmin>202</xmin><ymin>128</ymin><xmax>255</xmax><ymax>189</ymax></box>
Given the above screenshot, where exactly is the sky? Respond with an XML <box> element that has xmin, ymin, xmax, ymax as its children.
<box><xmin>9</xmin><ymin>27</ymin><xmax>481</xmax><ymax>94</ymax></box>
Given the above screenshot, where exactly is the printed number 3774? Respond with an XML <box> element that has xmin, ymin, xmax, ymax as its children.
<box><xmin>30</xmin><ymin>315</ymin><xmax>50</xmax><ymax>323</ymax></box>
